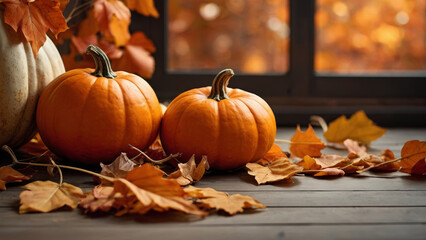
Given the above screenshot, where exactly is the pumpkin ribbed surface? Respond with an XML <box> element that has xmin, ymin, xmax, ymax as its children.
<box><xmin>160</xmin><ymin>69</ymin><xmax>276</xmax><ymax>170</ymax></box>
<box><xmin>0</xmin><ymin>10</ymin><xmax>65</xmax><ymax>148</ymax></box>
<box><xmin>36</xmin><ymin>46</ymin><xmax>162</xmax><ymax>164</ymax></box>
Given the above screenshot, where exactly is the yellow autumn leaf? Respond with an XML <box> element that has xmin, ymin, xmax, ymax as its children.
<box><xmin>185</xmin><ymin>186</ymin><xmax>266</xmax><ymax>215</ymax></box>
<box><xmin>19</xmin><ymin>180</ymin><xmax>84</xmax><ymax>213</ymax></box>
<box><xmin>324</xmin><ymin>110</ymin><xmax>386</xmax><ymax>144</ymax></box>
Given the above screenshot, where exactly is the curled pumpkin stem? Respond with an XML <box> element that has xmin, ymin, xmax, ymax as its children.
<box><xmin>128</xmin><ymin>144</ymin><xmax>180</xmax><ymax>165</ymax></box>
<box><xmin>208</xmin><ymin>69</ymin><xmax>234</xmax><ymax>101</ymax></box>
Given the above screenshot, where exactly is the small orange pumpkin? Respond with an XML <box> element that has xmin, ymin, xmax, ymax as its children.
<box><xmin>36</xmin><ymin>45</ymin><xmax>162</xmax><ymax>164</ymax></box>
<box><xmin>160</xmin><ymin>69</ymin><xmax>276</xmax><ymax>170</ymax></box>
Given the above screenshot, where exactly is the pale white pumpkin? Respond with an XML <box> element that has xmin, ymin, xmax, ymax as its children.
<box><xmin>0</xmin><ymin>10</ymin><xmax>65</xmax><ymax>148</ymax></box>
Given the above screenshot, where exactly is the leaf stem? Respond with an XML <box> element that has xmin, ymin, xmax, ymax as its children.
<box><xmin>2</xmin><ymin>145</ymin><xmax>115</xmax><ymax>183</ymax></box>
<box><xmin>356</xmin><ymin>151</ymin><xmax>426</xmax><ymax>173</ymax></box>
<box><xmin>128</xmin><ymin>144</ymin><xmax>180</xmax><ymax>164</ymax></box>
<box><xmin>310</xmin><ymin>115</ymin><xmax>328</xmax><ymax>133</ymax></box>
<box><xmin>50</xmin><ymin>159</ymin><xmax>63</xmax><ymax>186</ymax></box>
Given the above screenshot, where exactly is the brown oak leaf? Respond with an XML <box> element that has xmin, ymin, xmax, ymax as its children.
<box><xmin>184</xmin><ymin>186</ymin><xmax>266</xmax><ymax>215</ymax></box>
<box><xmin>289</xmin><ymin>125</ymin><xmax>326</xmax><ymax>158</ymax></box>
<box><xmin>122</xmin><ymin>0</ymin><xmax>159</xmax><ymax>18</ymax></box>
<box><xmin>168</xmin><ymin>155</ymin><xmax>209</xmax><ymax>186</ymax></box>
<box><xmin>400</xmin><ymin>140</ymin><xmax>426</xmax><ymax>175</ymax></box>
<box><xmin>324</xmin><ymin>110</ymin><xmax>387</xmax><ymax>144</ymax></box>
<box><xmin>1</xmin><ymin>0</ymin><xmax>68</xmax><ymax>57</ymax></box>
<box><xmin>0</xmin><ymin>166</ymin><xmax>31</xmax><ymax>190</ymax></box>
<box><xmin>246</xmin><ymin>158</ymin><xmax>303</xmax><ymax>184</ymax></box>
<box><xmin>19</xmin><ymin>180</ymin><xmax>84</xmax><ymax>213</ymax></box>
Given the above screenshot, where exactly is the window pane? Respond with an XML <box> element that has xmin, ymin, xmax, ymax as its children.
<box><xmin>168</xmin><ymin>0</ymin><xmax>289</xmax><ymax>74</ymax></box>
<box><xmin>315</xmin><ymin>0</ymin><xmax>426</xmax><ymax>73</ymax></box>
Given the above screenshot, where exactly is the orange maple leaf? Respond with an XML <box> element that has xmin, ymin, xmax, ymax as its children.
<box><xmin>324</xmin><ymin>110</ymin><xmax>387</xmax><ymax>144</ymax></box>
<box><xmin>1</xmin><ymin>0</ymin><xmax>68</xmax><ymax>57</ymax></box>
<box><xmin>19</xmin><ymin>180</ymin><xmax>84</xmax><ymax>213</ymax></box>
<box><xmin>81</xmin><ymin>164</ymin><xmax>206</xmax><ymax>216</ymax></box>
<box><xmin>289</xmin><ymin>125</ymin><xmax>326</xmax><ymax>158</ymax></box>
<box><xmin>112</xmin><ymin>31</ymin><xmax>156</xmax><ymax>79</ymax></box>
<box><xmin>184</xmin><ymin>186</ymin><xmax>266</xmax><ymax>215</ymax></box>
<box><xmin>0</xmin><ymin>166</ymin><xmax>31</xmax><ymax>190</ymax></box>
<box><xmin>93</xmin><ymin>0</ymin><xmax>130</xmax><ymax>47</ymax></box>
<box><xmin>297</xmin><ymin>155</ymin><xmax>349</xmax><ymax>170</ymax></box>
<box><xmin>400</xmin><ymin>140</ymin><xmax>426</xmax><ymax>175</ymax></box>
<box><xmin>122</xmin><ymin>0</ymin><xmax>158</xmax><ymax>18</ymax></box>
<box><xmin>246</xmin><ymin>158</ymin><xmax>303</xmax><ymax>184</ymax></box>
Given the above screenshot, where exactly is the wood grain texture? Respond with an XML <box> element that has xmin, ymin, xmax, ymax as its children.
<box><xmin>0</xmin><ymin>127</ymin><xmax>425</xmax><ymax>240</ymax></box>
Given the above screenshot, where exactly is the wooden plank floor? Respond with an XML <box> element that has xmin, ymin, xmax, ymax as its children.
<box><xmin>1</xmin><ymin>128</ymin><xmax>425</xmax><ymax>240</ymax></box>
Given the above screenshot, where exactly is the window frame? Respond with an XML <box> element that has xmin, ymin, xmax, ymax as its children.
<box><xmin>131</xmin><ymin>0</ymin><xmax>426</xmax><ymax>126</ymax></box>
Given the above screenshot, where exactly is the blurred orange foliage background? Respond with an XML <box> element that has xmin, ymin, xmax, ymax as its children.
<box><xmin>168</xmin><ymin>0</ymin><xmax>425</xmax><ymax>74</ymax></box>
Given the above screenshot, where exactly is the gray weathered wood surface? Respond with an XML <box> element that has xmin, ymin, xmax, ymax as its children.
<box><xmin>1</xmin><ymin>128</ymin><xmax>425</xmax><ymax>240</ymax></box>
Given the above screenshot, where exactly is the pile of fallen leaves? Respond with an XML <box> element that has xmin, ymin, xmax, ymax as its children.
<box><xmin>0</xmin><ymin>110</ymin><xmax>425</xmax><ymax>219</ymax></box>
<box><xmin>247</xmin><ymin>110</ymin><xmax>425</xmax><ymax>185</ymax></box>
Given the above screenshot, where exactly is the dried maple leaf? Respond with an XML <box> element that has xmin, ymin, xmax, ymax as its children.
<box><xmin>298</xmin><ymin>155</ymin><xmax>349</xmax><ymax>170</ymax></box>
<box><xmin>1</xmin><ymin>0</ymin><xmax>68</xmax><ymax>57</ymax></box>
<box><xmin>83</xmin><ymin>164</ymin><xmax>206</xmax><ymax>216</ymax></box>
<box><xmin>246</xmin><ymin>158</ymin><xmax>303</xmax><ymax>184</ymax></box>
<box><xmin>0</xmin><ymin>166</ymin><xmax>31</xmax><ymax>190</ymax></box>
<box><xmin>112</xmin><ymin>31</ymin><xmax>155</xmax><ymax>78</ymax></box>
<box><xmin>19</xmin><ymin>180</ymin><xmax>84</xmax><ymax>213</ymax></box>
<box><xmin>309</xmin><ymin>168</ymin><xmax>345</xmax><ymax>177</ymax></box>
<box><xmin>100</xmin><ymin>152</ymin><xmax>139</xmax><ymax>179</ymax></box>
<box><xmin>289</xmin><ymin>125</ymin><xmax>326</xmax><ymax>158</ymax></box>
<box><xmin>122</xmin><ymin>0</ymin><xmax>159</xmax><ymax>18</ymax></box>
<box><xmin>371</xmin><ymin>149</ymin><xmax>400</xmax><ymax>172</ymax></box>
<box><xmin>93</xmin><ymin>0</ymin><xmax>130</xmax><ymax>47</ymax></box>
<box><xmin>324</xmin><ymin>110</ymin><xmax>387</xmax><ymax>144</ymax></box>
<box><xmin>168</xmin><ymin>155</ymin><xmax>209</xmax><ymax>186</ymax></box>
<box><xmin>344</xmin><ymin>139</ymin><xmax>399</xmax><ymax>172</ymax></box>
<box><xmin>184</xmin><ymin>186</ymin><xmax>266</xmax><ymax>215</ymax></box>
<box><xmin>113</xmin><ymin>166</ymin><xmax>206</xmax><ymax>216</ymax></box>
<box><xmin>79</xmin><ymin>185</ymin><xmax>116</xmax><ymax>213</ymax></box>
<box><xmin>258</xmin><ymin>144</ymin><xmax>288</xmax><ymax>164</ymax></box>
<box><xmin>400</xmin><ymin>140</ymin><xmax>426</xmax><ymax>175</ymax></box>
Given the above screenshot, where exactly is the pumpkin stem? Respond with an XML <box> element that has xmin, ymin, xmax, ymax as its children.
<box><xmin>208</xmin><ymin>69</ymin><xmax>234</xmax><ymax>101</ymax></box>
<box><xmin>86</xmin><ymin>45</ymin><xmax>117</xmax><ymax>79</ymax></box>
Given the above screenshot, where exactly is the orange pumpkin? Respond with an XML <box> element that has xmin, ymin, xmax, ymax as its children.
<box><xmin>160</xmin><ymin>69</ymin><xmax>276</xmax><ymax>170</ymax></box>
<box><xmin>36</xmin><ymin>45</ymin><xmax>162</xmax><ymax>164</ymax></box>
